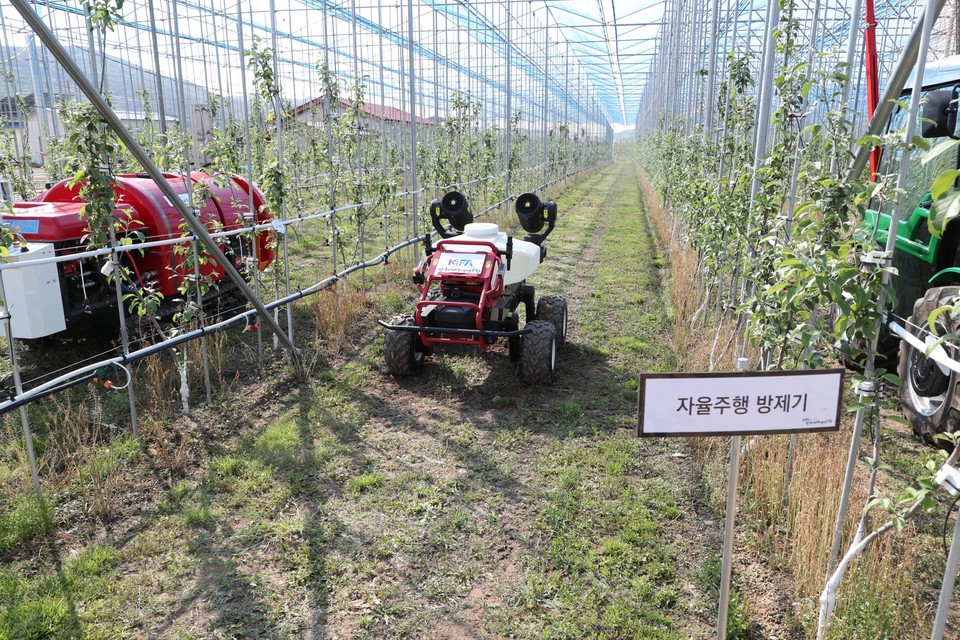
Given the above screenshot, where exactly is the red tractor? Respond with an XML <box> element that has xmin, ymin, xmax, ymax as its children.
<box><xmin>379</xmin><ymin>191</ymin><xmax>567</xmax><ymax>382</ymax></box>
<box><xmin>0</xmin><ymin>172</ymin><xmax>274</xmax><ymax>340</ymax></box>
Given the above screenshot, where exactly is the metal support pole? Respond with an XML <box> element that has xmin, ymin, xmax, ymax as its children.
<box><xmin>8</xmin><ymin>0</ymin><xmax>301</xmax><ymax>369</ymax></box>
<box><xmin>108</xmin><ymin>225</ymin><xmax>139</xmax><ymax>437</ymax></box>
<box><xmin>748</xmin><ymin>0</ymin><xmax>781</xmax><ymax>203</ymax></box>
<box><xmin>407</xmin><ymin>0</ymin><xmax>419</xmax><ymax>239</ymax></box>
<box><xmin>704</xmin><ymin>0</ymin><xmax>722</xmax><ymax>136</ymax></box>
<box><xmin>718</xmin><ymin>356</ymin><xmax>749</xmax><ymax>639</ymax></box>
<box><xmin>504</xmin><ymin>0</ymin><xmax>513</xmax><ymax>203</ymax></box>
<box><xmin>542</xmin><ymin>14</ymin><xmax>549</xmax><ymax>190</ymax></box>
<box><xmin>193</xmin><ymin>239</ymin><xmax>213</xmax><ymax>403</ymax></box>
<box><xmin>269</xmin><ymin>0</ymin><xmax>294</xmax><ymax>343</ymax></box>
<box><xmin>931</xmin><ymin>503</ymin><xmax>960</xmax><ymax>639</ymax></box>
<box><xmin>840</xmin><ymin>0</ymin><xmax>865</xmax><ymax>111</ymax></box>
<box><xmin>849</xmin><ymin>0</ymin><xmax>949</xmax><ymax>180</ymax></box>
<box><xmin>147</xmin><ymin>0</ymin><xmax>167</xmax><ymax>135</ymax></box>
<box><xmin>82</xmin><ymin>2</ymin><xmax>98</xmax><ymax>89</ymax></box>
<box><xmin>235</xmin><ymin>0</ymin><xmax>263</xmax><ymax>362</ymax></box>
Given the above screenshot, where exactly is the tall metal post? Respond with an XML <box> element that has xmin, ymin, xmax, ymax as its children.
<box><xmin>107</xmin><ymin>225</ymin><xmax>139</xmax><ymax>435</ymax></box>
<box><xmin>407</xmin><ymin>0</ymin><xmax>419</xmax><ymax>239</ymax></box>
<box><xmin>504</xmin><ymin>0</ymin><xmax>513</xmax><ymax>203</ymax></box>
<box><xmin>147</xmin><ymin>0</ymin><xmax>167</xmax><ymax>135</ymax></box>
<box><xmin>542</xmin><ymin>14</ymin><xmax>549</xmax><ymax>189</ymax></box>
<box><xmin>931</xmin><ymin>503</ymin><xmax>960</xmax><ymax>639</ymax></box>
<box><xmin>704</xmin><ymin>0</ymin><xmax>722</xmax><ymax>135</ymax></box>
<box><xmin>749</xmin><ymin>0</ymin><xmax>781</xmax><ymax>201</ymax></box>
<box><xmin>269</xmin><ymin>0</ymin><xmax>294</xmax><ymax>342</ymax></box>
<box><xmin>840</xmin><ymin>0</ymin><xmax>865</xmax><ymax>111</ymax></box>
<box><xmin>849</xmin><ymin>0</ymin><xmax>948</xmax><ymax>179</ymax></box>
<box><xmin>235</xmin><ymin>0</ymin><xmax>263</xmax><ymax>361</ymax></box>
<box><xmin>82</xmin><ymin>2</ymin><xmax>99</xmax><ymax>89</ymax></box>
<box><xmin>718</xmin><ymin>356</ymin><xmax>750</xmax><ymax>639</ymax></box>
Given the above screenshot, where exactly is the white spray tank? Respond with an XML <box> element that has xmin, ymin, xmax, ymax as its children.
<box><xmin>442</xmin><ymin>222</ymin><xmax>542</xmax><ymax>285</ymax></box>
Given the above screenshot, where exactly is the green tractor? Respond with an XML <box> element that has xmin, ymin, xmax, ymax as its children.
<box><xmin>866</xmin><ymin>56</ymin><xmax>960</xmax><ymax>444</ymax></box>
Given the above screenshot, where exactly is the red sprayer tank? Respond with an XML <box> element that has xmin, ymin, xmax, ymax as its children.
<box><xmin>0</xmin><ymin>172</ymin><xmax>274</xmax><ymax>339</ymax></box>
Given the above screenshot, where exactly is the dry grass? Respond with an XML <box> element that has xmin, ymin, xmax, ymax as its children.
<box><xmin>636</xmin><ymin>166</ymin><xmax>740</xmax><ymax>372</ymax></box>
<box><xmin>141</xmin><ymin>415</ymin><xmax>190</xmax><ymax>482</ymax></box>
<box><xmin>309</xmin><ymin>284</ymin><xmax>369</xmax><ymax>353</ymax></box>
<box><xmin>785</xmin><ymin>432</ymin><xmax>857</xmax><ymax>596</ymax></box>
<box><xmin>139</xmin><ymin>353</ymin><xmax>183</xmax><ymax>417</ymax></box>
<box><xmin>30</xmin><ymin>392</ymin><xmax>136</xmax><ymax>521</ymax></box>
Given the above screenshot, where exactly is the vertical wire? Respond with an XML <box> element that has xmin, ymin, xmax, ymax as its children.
<box><xmin>407</xmin><ymin>0</ymin><xmax>419</xmax><ymax>243</ymax></box>
<box><xmin>147</xmin><ymin>0</ymin><xmax>167</xmax><ymax>135</ymax></box>
<box><xmin>268</xmin><ymin>0</ymin><xmax>294</xmax><ymax>343</ymax></box>
<box><xmin>235</xmin><ymin>0</ymin><xmax>263</xmax><ymax>360</ymax></box>
<box><xmin>377</xmin><ymin>0</ymin><xmax>390</xmax><ymax>282</ymax></box>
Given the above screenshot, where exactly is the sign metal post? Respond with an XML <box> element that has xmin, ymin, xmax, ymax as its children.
<box><xmin>638</xmin><ymin>363</ymin><xmax>843</xmax><ymax>639</ymax></box>
<box><xmin>717</xmin><ymin>358</ymin><xmax>748</xmax><ymax>639</ymax></box>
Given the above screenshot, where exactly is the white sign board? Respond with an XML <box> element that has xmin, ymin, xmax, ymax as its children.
<box><xmin>435</xmin><ymin>252</ymin><xmax>484</xmax><ymax>275</ymax></box>
<box><xmin>637</xmin><ymin>368</ymin><xmax>844</xmax><ymax>437</ymax></box>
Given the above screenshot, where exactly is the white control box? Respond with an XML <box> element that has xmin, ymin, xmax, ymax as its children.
<box><xmin>1</xmin><ymin>242</ymin><xmax>66</xmax><ymax>339</ymax></box>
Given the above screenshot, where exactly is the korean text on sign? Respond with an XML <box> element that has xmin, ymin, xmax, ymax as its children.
<box><xmin>675</xmin><ymin>394</ymin><xmax>808</xmax><ymax>416</ymax></box>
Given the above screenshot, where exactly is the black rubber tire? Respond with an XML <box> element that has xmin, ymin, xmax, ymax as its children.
<box><xmin>536</xmin><ymin>295</ymin><xmax>568</xmax><ymax>345</ymax></box>
<box><xmin>384</xmin><ymin>314</ymin><xmax>425</xmax><ymax>376</ymax></box>
<box><xmin>833</xmin><ymin>298</ymin><xmax>897</xmax><ymax>372</ymax></box>
<box><xmin>519</xmin><ymin>320</ymin><xmax>556</xmax><ymax>383</ymax></box>
<box><xmin>898</xmin><ymin>286</ymin><xmax>960</xmax><ymax>447</ymax></box>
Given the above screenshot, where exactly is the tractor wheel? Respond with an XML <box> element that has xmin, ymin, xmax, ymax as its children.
<box><xmin>536</xmin><ymin>295</ymin><xmax>568</xmax><ymax>345</ymax></box>
<box><xmin>384</xmin><ymin>315</ymin><xmax>425</xmax><ymax>376</ymax></box>
<box><xmin>519</xmin><ymin>320</ymin><xmax>556</xmax><ymax>383</ymax></box>
<box><xmin>898</xmin><ymin>286</ymin><xmax>960</xmax><ymax>446</ymax></box>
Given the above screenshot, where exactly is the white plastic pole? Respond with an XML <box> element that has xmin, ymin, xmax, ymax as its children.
<box><xmin>931</xmin><ymin>503</ymin><xmax>960</xmax><ymax>638</ymax></box>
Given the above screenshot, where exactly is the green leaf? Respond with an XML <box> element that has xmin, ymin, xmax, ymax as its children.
<box><xmin>925</xmin><ymin>333</ymin><xmax>956</xmax><ymax>357</ymax></box>
<box><xmin>930</xmin><ymin>190</ymin><xmax>960</xmax><ymax>237</ymax></box>
<box><xmin>891</xmin><ymin>98</ymin><xmax>910</xmax><ymax>110</ymax></box>
<box><xmin>932</xmin><ymin>170</ymin><xmax>960</xmax><ymax>199</ymax></box>
<box><xmin>880</xmin><ymin>372</ymin><xmax>902</xmax><ymax>386</ymax></box>
<box><xmin>928</xmin><ymin>306</ymin><xmax>954</xmax><ymax>333</ymax></box>
<box><xmin>865</xmin><ymin>497</ymin><xmax>890</xmax><ymax>512</ymax></box>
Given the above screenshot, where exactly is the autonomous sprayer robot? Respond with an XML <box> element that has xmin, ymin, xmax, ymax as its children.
<box><xmin>379</xmin><ymin>191</ymin><xmax>567</xmax><ymax>382</ymax></box>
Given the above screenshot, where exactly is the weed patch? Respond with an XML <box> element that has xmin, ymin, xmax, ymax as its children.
<box><xmin>0</xmin><ymin>493</ymin><xmax>53</xmax><ymax>554</ymax></box>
